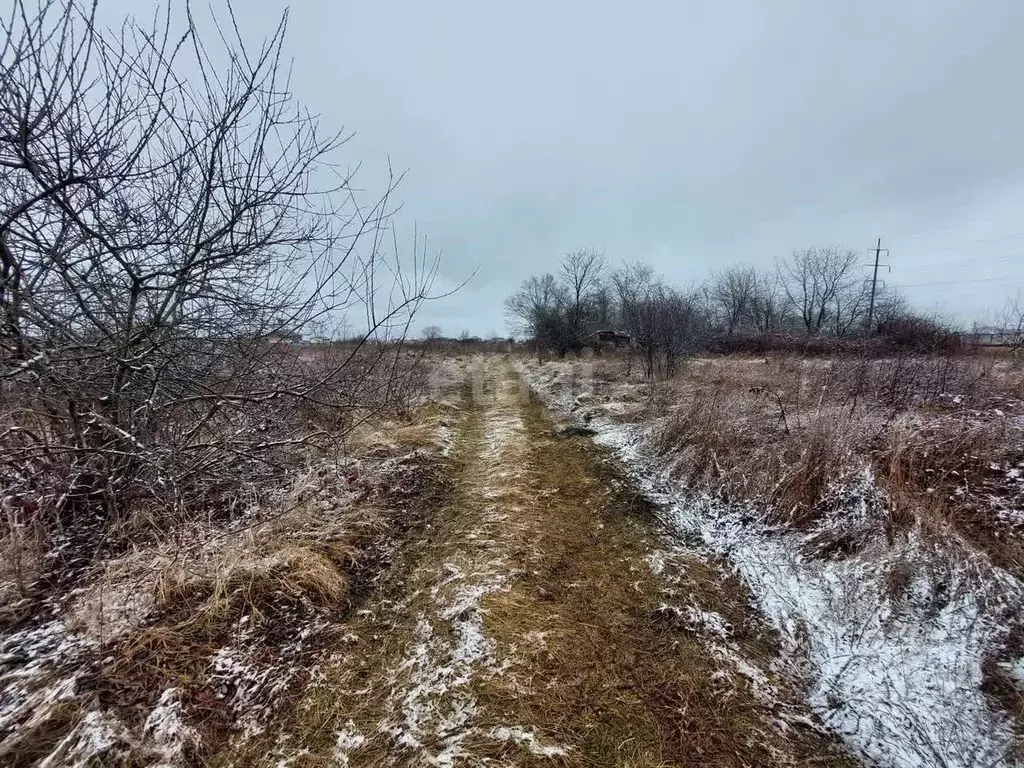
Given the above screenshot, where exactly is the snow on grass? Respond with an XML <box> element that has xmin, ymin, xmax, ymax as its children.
<box><xmin>620</xmin><ymin>427</ymin><xmax>1019</xmax><ymax>766</ymax></box>
<box><xmin>526</xmin><ymin>362</ymin><xmax>1023</xmax><ymax>767</ymax></box>
<box><xmin>682</xmin><ymin>605</ymin><xmax>733</xmax><ymax>639</ymax></box>
<box><xmin>383</xmin><ymin>404</ymin><xmax>520</xmax><ymax>765</ymax></box>
<box><xmin>70</xmin><ymin>575</ymin><xmax>153</xmax><ymax>642</ymax></box>
<box><xmin>489</xmin><ymin>725</ymin><xmax>568</xmax><ymax>757</ymax></box>
<box><xmin>645</xmin><ymin>550</ymin><xmax>668</xmax><ymax>575</ymax></box>
<box><xmin>385</xmin><ymin>577</ymin><xmax>506</xmax><ymax>762</ymax></box>
<box><xmin>207</xmin><ymin>612</ymin><xmax>325</xmax><ymax>742</ymax></box>
<box><xmin>143</xmin><ymin>688</ymin><xmax>199</xmax><ymax>766</ymax></box>
<box><xmin>437</xmin><ymin>422</ymin><xmax>454</xmax><ymax>456</ymax></box>
<box><xmin>210</xmin><ymin>642</ymin><xmax>302</xmax><ymax>740</ymax></box>
<box><xmin>381</xmin><ymin>388</ymin><xmax>569</xmax><ymax>764</ymax></box>
<box><xmin>334</xmin><ymin>720</ymin><xmax>366</xmax><ymax>766</ymax></box>
<box><xmin>37</xmin><ymin>707</ymin><xmax>129</xmax><ymax>767</ymax></box>
<box><xmin>0</xmin><ymin>619</ymin><xmax>93</xmax><ymax>756</ymax></box>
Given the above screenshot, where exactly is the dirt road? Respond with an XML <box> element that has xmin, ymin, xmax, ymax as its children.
<box><xmin>229</xmin><ymin>357</ymin><xmax>849</xmax><ymax>766</ymax></box>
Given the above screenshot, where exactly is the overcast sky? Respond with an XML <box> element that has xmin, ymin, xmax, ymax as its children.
<box><xmin>114</xmin><ymin>0</ymin><xmax>1024</xmax><ymax>334</ymax></box>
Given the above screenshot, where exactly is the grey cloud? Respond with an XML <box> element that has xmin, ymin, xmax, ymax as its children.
<box><xmin>103</xmin><ymin>0</ymin><xmax>1024</xmax><ymax>332</ymax></box>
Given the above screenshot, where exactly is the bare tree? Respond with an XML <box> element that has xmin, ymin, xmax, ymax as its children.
<box><xmin>590</xmin><ymin>284</ymin><xmax>615</xmax><ymax>330</ymax></box>
<box><xmin>610</xmin><ymin>262</ymin><xmax>655</xmax><ymax>374</ymax></box>
<box><xmin>504</xmin><ymin>273</ymin><xmax>565</xmax><ymax>357</ymax></box>
<box><xmin>748</xmin><ymin>272</ymin><xmax>790</xmax><ymax>334</ymax></box>
<box><xmin>1003</xmin><ymin>291</ymin><xmax>1024</xmax><ymax>353</ymax></box>
<box><xmin>829</xmin><ymin>278</ymin><xmax>872</xmax><ymax>337</ymax></box>
<box><xmin>422</xmin><ymin>325</ymin><xmax>442</xmax><ymax>341</ymax></box>
<box><xmin>778</xmin><ymin>247</ymin><xmax>861</xmax><ymax>334</ymax></box>
<box><xmin>610</xmin><ymin>263</ymin><xmax>704</xmax><ymax>377</ymax></box>
<box><xmin>560</xmin><ymin>248</ymin><xmax>605</xmax><ymax>345</ymax></box>
<box><xmin>504</xmin><ymin>252</ymin><xmax>608</xmax><ymax>359</ymax></box>
<box><xmin>709</xmin><ymin>265</ymin><xmax>758</xmax><ymax>334</ymax></box>
<box><xmin>0</xmin><ymin>1</ymin><xmax>442</xmax><ymax>534</ymax></box>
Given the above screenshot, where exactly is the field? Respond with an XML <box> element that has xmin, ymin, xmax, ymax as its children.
<box><xmin>526</xmin><ymin>350</ymin><xmax>1024</xmax><ymax>766</ymax></box>
<box><xmin>5</xmin><ymin>1</ymin><xmax>1024</xmax><ymax>765</ymax></box>
<box><xmin>1</xmin><ymin>346</ymin><xmax>1022</xmax><ymax>766</ymax></box>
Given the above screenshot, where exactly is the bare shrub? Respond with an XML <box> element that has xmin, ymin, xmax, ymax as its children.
<box><xmin>0</xmin><ymin>0</ymin><xmax>442</xmax><ymax>574</ymax></box>
<box><xmin>837</xmin><ymin>353</ymin><xmax>993</xmax><ymax>412</ymax></box>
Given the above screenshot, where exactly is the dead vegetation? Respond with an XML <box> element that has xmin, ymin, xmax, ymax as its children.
<box><xmin>631</xmin><ymin>353</ymin><xmax>1024</xmax><ymax>568</ymax></box>
<box><xmin>526</xmin><ymin>348</ymin><xmax>1024</xmax><ymax>761</ymax></box>
<box><xmin>473</xmin><ymin>389</ymin><xmax>853</xmax><ymax>767</ymax></box>
<box><xmin>0</xmin><ymin>363</ymin><xmax>460</xmax><ymax>765</ymax></box>
<box><xmin>0</xmin><ymin>0</ymin><xmax>459</xmax><ymax>760</ymax></box>
<box><xmin>204</xmin><ymin>358</ymin><xmax>854</xmax><ymax>767</ymax></box>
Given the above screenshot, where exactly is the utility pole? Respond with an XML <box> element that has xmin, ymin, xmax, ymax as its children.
<box><xmin>866</xmin><ymin>237</ymin><xmax>889</xmax><ymax>333</ymax></box>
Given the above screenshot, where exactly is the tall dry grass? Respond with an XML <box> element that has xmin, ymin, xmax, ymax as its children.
<box><xmin>642</xmin><ymin>353</ymin><xmax>1024</xmax><ymax>564</ymax></box>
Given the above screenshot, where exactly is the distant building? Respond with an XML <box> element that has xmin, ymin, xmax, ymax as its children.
<box><xmin>966</xmin><ymin>326</ymin><xmax>1021</xmax><ymax>348</ymax></box>
<box><xmin>585</xmin><ymin>330</ymin><xmax>632</xmax><ymax>353</ymax></box>
<box><xmin>266</xmin><ymin>329</ymin><xmax>303</xmax><ymax>344</ymax></box>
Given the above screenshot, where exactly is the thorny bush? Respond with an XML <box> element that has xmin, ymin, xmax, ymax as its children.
<box><xmin>0</xmin><ymin>1</ymin><xmax>441</xmax><ymax>577</ymax></box>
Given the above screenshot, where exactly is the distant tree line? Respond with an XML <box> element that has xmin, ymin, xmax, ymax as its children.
<box><xmin>504</xmin><ymin>247</ymin><xmax>935</xmax><ymax>376</ymax></box>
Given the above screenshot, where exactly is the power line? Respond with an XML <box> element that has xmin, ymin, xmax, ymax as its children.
<box><xmin>893</xmin><ymin>275</ymin><xmax>1022</xmax><ymax>288</ymax></box>
<box><xmin>891</xmin><ymin>227</ymin><xmax>1024</xmax><ymax>244</ymax></box>
<box><xmin>876</xmin><ymin>239</ymin><xmax>1021</xmax><ymax>291</ymax></box>
<box><xmin>893</xmin><ymin>232</ymin><xmax>1024</xmax><ymax>253</ymax></box>
<box><xmin>895</xmin><ymin>253</ymin><xmax>1022</xmax><ymax>271</ymax></box>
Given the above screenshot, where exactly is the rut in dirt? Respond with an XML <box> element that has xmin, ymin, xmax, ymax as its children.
<box><xmin>245</xmin><ymin>357</ymin><xmax>852</xmax><ymax>767</ymax></box>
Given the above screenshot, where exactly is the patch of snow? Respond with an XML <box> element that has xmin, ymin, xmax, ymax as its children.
<box><xmin>525</xmin><ymin>362</ymin><xmax>1024</xmax><ymax>768</ymax></box>
<box><xmin>646</xmin><ymin>550</ymin><xmax>667</xmax><ymax>575</ymax></box>
<box><xmin>334</xmin><ymin>720</ymin><xmax>367</xmax><ymax>766</ymax></box>
<box><xmin>144</xmin><ymin>687</ymin><xmax>199</xmax><ymax>766</ymax></box>
<box><xmin>209</xmin><ymin>641</ymin><xmax>301</xmax><ymax>739</ymax></box>
<box><xmin>641</xmin><ymin>447</ymin><xmax>1016</xmax><ymax>766</ymax></box>
<box><xmin>683</xmin><ymin>606</ymin><xmax>733</xmax><ymax>639</ymax></box>
<box><xmin>437</xmin><ymin>423</ymin><xmax>454</xmax><ymax>457</ymax></box>
<box><xmin>489</xmin><ymin>725</ymin><xmax>568</xmax><ymax>757</ymax></box>
<box><xmin>388</xmin><ymin>571</ymin><xmax>506</xmax><ymax>763</ymax></box>
<box><xmin>802</xmin><ymin>467</ymin><xmax>890</xmax><ymax>557</ymax></box>
<box><xmin>0</xmin><ymin>619</ymin><xmax>94</xmax><ymax>754</ymax></box>
<box><xmin>71</xmin><ymin>577</ymin><xmax>153</xmax><ymax>642</ymax></box>
<box><xmin>37</xmin><ymin>708</ymin><xmax>129</xmax><ymax>768</ymax></box>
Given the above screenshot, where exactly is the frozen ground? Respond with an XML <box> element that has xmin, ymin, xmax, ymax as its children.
<box><xmin>526</xmin><ymin>360</ymin><xmax>1024</xmax><ymax>767</ymax></box>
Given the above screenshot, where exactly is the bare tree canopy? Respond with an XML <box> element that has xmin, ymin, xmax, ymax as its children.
<box><xmin>777</xmin><ymin>247</ymin><xmax>862</xmax><ymax>334</ymax></box>
<box><xmin>0</xmin><ymin>0</ymin><xmax>443</xmax><ymax>530</ymax></box>
<box><xmin>748</xmin><ymin>272</ymin><xmax>789</xmax><ymax>335</ymax></box>
<box><xmin>708</xmin><ymin>265</ymin><xmax>758</xmax><ymax>335</ymax></box>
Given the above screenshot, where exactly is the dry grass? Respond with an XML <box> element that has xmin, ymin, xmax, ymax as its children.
<box><xmin>0</xmin><ymin>390</ymin><xmax>454</xmax><ymax>766</ymax></box>
<box><xmin>152</xmin><ymin>539</ymin><xmax>354</xmax><ymax>628</ymax></box>
<box><xmin>469</xmin><ymin>390</ymin><xmax>852</xmax><ymax>767</ymax></box>
<box><xmin>214</xmin><ymin>359</ymin><xmax>852</xmax><ymax>766</ymax></box>
<box><xmin>89</xmin><ymin>503</ymin><xmax>390</xmax><ymax>760</ymax></box>
<box><xmin>528</xmin><ymin>351</ymin><xmax>1024</xmax><ymax>761</ymax></box>
<box><xmin>619</xmin><ymin>354</ymin><xmax>1024</xmax><ymax>570</ymax></box>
